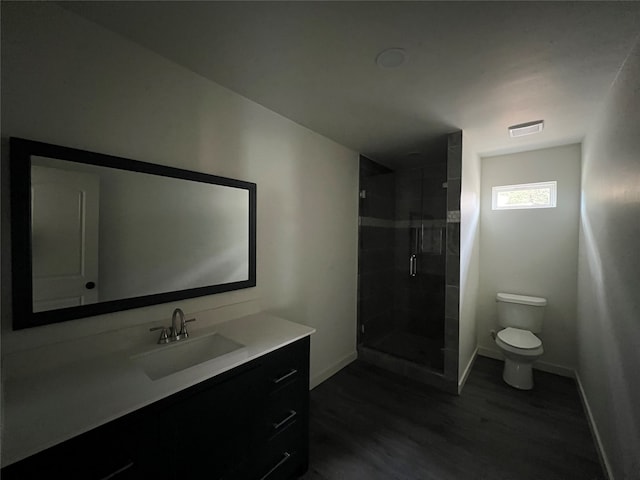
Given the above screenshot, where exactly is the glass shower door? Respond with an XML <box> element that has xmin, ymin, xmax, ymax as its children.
<box><xmin>359</xmin><ymin>159</ymin><xmax>447</xmax><ymax>373</ymax></box>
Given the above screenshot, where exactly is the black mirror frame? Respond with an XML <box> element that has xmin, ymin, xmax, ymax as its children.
<box><xmin>10</xmin><ymin>137</ymin><xmax>257</xmax><ymax>330</ymax></box>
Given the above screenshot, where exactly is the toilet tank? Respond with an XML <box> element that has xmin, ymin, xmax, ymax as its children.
<box><xmin>496</xmin><ymin>293</ymin><xmax>547</xmax><ymax>333</ymax></box>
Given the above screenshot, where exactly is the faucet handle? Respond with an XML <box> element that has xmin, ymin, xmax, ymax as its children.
<box><xmin>179</xmin><ymin>318</ymin><xmax>196</xmax><ymax>338</ymax></box>
<box><xmin>150</xmin><ymin>326</ymin><xmax>170</xmax><ymax>344</ymax></box>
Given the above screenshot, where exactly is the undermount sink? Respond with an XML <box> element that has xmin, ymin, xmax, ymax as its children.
<box><xmin>131</xmin><ymin>332</ymin><xmax>248</xmax><ymax>380</ymax></box>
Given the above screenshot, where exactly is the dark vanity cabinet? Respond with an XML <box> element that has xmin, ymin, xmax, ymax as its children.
<box><xmin>252</xmin><ymin>338</ymin><xmax>310</xmax><ymax>480</ymax></box>
<box><xmin>160</xmin><ymin>360</ymin><xmax>263</xmax><ymax>479</ymax></box>
<box><xmin>2</xmin><ymin>337</ymin><xmax>310</xmax><ymax>480</ymax></box>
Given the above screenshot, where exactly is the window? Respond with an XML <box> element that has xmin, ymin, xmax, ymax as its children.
<box><xmin>492</xmin><ymin>181</ymin><xmax>557</xmax><ymax>210</ymax></box>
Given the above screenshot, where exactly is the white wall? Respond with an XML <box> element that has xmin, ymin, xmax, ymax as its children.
<box><xmin>458</xmin><ymin>135</ymin><xmax>480</xmax><ymax>389</ymax></box>
<box><xmin>578</xmin><ymin>38</ymin><xmax>640</xmax><ymax>480</ymax></box>
<box><xmin>0</xmin><ymin>2</ymin><xmax>359</xmax><ymax>387</ymax></box>
<box><xmin>477</xmin><ymin>144</ymin><xmax>581</xmax><ymax>374</ymax></box>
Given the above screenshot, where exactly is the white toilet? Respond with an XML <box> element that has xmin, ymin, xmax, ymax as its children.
<box><xmin>495</xmin><ymin>292</ymin><xmax>547</xmax><ymax>390</ymax></box>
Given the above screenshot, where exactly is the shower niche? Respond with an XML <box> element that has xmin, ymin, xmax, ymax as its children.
<box><xmin>357</xmin><ymin>131</ymin><xmax>461</xmax><ymax>392</ymax></box>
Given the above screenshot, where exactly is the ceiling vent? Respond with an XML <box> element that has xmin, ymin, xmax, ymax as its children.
<box><xmin>508</xmin><ymin>120</ymin><xmax>544</xmax><ymax>138</ymax></box>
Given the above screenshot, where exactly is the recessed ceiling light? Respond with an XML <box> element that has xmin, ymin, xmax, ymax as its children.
<box><xmin>509</xmin><ymin>120</ymin><xmax>544</xmax><ymax>138</ymax></box>
<box><xmin>376</xmin><ymin>48</ymin><xmax>407</xmax><ymax>69</ymax></box>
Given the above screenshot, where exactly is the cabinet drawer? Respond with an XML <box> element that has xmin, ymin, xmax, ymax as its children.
<box><xmin>257</xmin><ymin>450</ymin><xmax>302</xmax><ymax>480</ymax></box>
<box><xmin>264</xmin><ymin>380</ymin><xmax>306</xmax><ymax>440</ymax></box>
<box><xmin>255</xmin><ymin>422</ymin><xmax>306</xmax><ymax>480</ymax></box>
<box><xmin>263</xmin><ymin>338</ymin><xmax>309</xmax><ymax>393</ymax></box>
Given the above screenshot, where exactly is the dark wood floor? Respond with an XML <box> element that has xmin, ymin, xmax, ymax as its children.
<box><xmin>301</xmin><ymin>356</ymin><xmax>604</xmax><ymax>480</ymax></box>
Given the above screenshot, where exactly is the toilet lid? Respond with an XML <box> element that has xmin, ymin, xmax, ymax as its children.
<box><xmin>497</xmin><ymin>327</ymin><xmax>542</xmax><ymax>349</ymax></box>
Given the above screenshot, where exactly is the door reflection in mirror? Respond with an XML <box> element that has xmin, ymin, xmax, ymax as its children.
<box><xmin>31</xmin><ymin>162</ymin><xmax>100</xmax><ymax>312</ymax></box>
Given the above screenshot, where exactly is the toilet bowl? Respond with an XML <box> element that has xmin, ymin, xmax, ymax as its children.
<box><xmin>495</xmin><ymin>327</ymin><xmax>543</xmax><ymax>389</ymax></box>
<box><xmin>495</xmin><ymin>293</ymin><xmax>547</xmax><ymax>390</ymax></box>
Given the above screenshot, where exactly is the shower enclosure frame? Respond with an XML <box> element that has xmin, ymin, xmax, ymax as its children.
<box><xmin>357</xmin><ymin>131</ymin><xmax>462</xmax><ymax>394</ymax></box>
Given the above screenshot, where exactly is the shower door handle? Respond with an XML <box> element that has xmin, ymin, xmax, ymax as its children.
<box><xmin>409</xmin><ymin>254</ymin><xmax>417</xmax><ymax>277</ymax></box>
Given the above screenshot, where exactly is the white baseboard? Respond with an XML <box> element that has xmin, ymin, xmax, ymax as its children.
<box><xmin>532</xmin><ymin>359</ymin><xmax>575</xmax><ymax>378</ymax></box>
<box><xmin>458</xmin><ymin>347</ymin><xmax>478</xmax><ymax>393</ymax></box>
<box><xmin>477</xmin><ymin>346</ymin><xmax>575</xmax><ymax>378</ymax></box>
<box><xmin>310</xmin><ymin>350</ymin><xmax>357</xmax><ymax>390</ymax></box>
<box><xmin>477</xmin><ymin>346</ymin><xmax>502</xmax><ymax>360</ymax></box>
<box><xmin>575</xmin><ymin>372</ymin><xmax>614</xmax><ymax>480</ymax></box>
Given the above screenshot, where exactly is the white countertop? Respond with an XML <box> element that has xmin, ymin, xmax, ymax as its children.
<box><xmin>1</xmin><ymin>312</ymin><xmax>315</xmax><ymax>467</ymax></box>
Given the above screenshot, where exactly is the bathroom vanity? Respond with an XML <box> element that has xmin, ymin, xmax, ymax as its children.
<box><xmin>1</xmin><ymin>313</ymin><xmax>314</xmax><ymax>480</ymax></box>
<box><xmin>4</xmin><ymin>138</ymin><xmax>314</xmax><ymax>478</ymax></box>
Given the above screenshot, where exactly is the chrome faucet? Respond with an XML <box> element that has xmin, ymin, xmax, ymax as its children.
<box><xmin>171</xmin><ymin>308</ymin><xmax>184</xmax><ymax>341</ymax></box>
<box><xmin>149</xmin><ymin>308</ymin><xmax>196</xmax><ymax>344</ymax></box>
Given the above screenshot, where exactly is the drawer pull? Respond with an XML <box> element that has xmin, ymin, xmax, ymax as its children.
<box><xmin>260</xmin><ymin>452</ymin><xmax>291</xmax><ymax>480</ymax></box>
<box><xmin>272</xmin><ymin>409</ymin><xmax>297</xmax><ymax>431</ymax></box>
<box><xmin>100</xmin><ymin>460</ymin><xmax>134</xmax><ymax>480</ymax></box>
<box><xmin>272</xmin><ymin>368</ymin><xmax>298</xmax><ymax>385</ymax></box>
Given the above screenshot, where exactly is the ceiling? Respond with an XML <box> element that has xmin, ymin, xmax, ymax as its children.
<box><xmin>63</xmin><ymin>1</ymin><xmax>640</xmax><ymax>168</ymax></box>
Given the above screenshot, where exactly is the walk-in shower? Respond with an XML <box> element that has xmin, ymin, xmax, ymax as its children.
<box><xmin>357</xmin><ymin>131</ymin><xmax>461</xmax><ymax>392</ymax></box>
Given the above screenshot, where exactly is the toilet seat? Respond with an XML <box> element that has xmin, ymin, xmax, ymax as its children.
<box><xmin>497</xmin><ymin>327</ymin><xmax>542</xmax><ymax>350</ymax></box>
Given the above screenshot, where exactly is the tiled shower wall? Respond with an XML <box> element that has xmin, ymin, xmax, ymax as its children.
<box><xmin>444</xmin><ymin>130</ymin><xmax>462</xmax><ymax>383</ymax></box>
<box><xmin>393</xmin><ymin>163</ymin><xmax>447</xmax><ymax>370</ymax></box>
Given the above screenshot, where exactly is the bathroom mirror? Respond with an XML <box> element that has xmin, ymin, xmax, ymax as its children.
<box><xmin>10</xmin><ymin>137</ymin><xmax>256</xmax><ymax>329</ymax></box>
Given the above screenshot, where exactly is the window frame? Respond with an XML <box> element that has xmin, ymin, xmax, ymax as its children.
<box><xmin>491</xmin><ymin>180</ymin><xmax>557</xmax><ymax>210</ymax></box>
